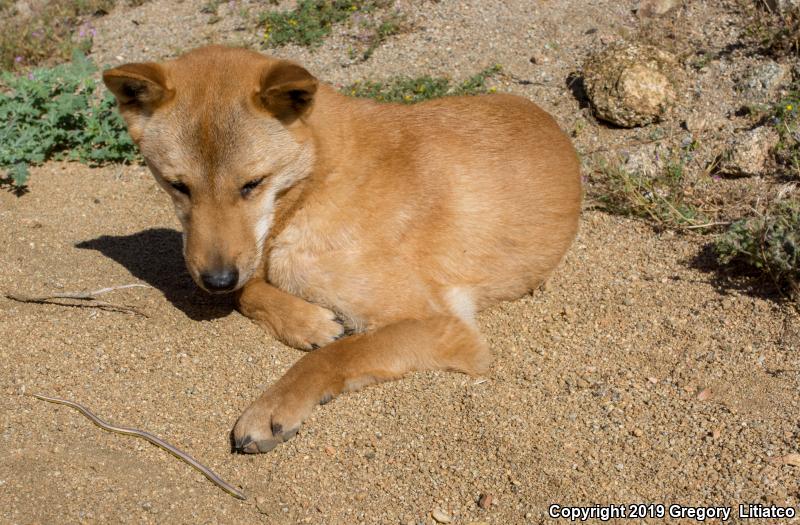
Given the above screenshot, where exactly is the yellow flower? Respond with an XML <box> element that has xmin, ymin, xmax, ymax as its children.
<box><xmin>404</xmin><ymin>94</ymin><xmax>412</xmax><ymax>101</ymax></box>
<box><xmin>787</xmin><ymin>104</ymin><xmax>794</xmax><ymax>111</ymax></box>
<box><xmin>288</xmin><ymin>18</ymin><xmax>298</xmax><ymax>26</ymax></box>
<box><xmin>488</xmin><ymin>87</ymin><xmax>497</xmax><ymax>93</ymax></box>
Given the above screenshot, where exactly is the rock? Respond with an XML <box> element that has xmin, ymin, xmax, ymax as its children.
<box><xmin>683</xmin><ymin>112</ymin><xmax>726</xmax><ymax>134</ymax></box>
<box><xmin>478</xmin><ymin>493</ymin><xmax>494</xmax><ymax>509</ymax></box>
<box><xmin>583</xmin><ymin>42</ymin><xmax>680</xmax><ymax>127</ymax></box>
<box><xmin>738</xmin><ymin>60</ymin><xmax>791</xmax><ymax>101</ymax></box>
<box><xmin>431</xmin><ymin>509</ymin><xmax>452</xmax><ymax>523</ymax></box>
<box><xmin>637</xmin><ymin>0</ymin><xmax>680</xmax><ymax>18</ymax></box>
<box><xmin>684</xmin><ymin>114</ymin><xmax>708</xmax><ymax>133</ymax></box>
<box><xmin>716</xmin><ymin>126</ymin><xmax>779</xmax><ymax>177</ymax></box>
<box><xmin>697</xmin><ymin>388</ymin><xmax>713</xmax><ymax>401</ymax></box>
<box><xmin>621</xmin><ymin>142</ymin><xmax>671</xmax><ymax>177</ymax></box>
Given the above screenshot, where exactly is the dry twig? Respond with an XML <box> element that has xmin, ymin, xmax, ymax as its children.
<box><xmin>5</xmin><ymin>283</ymin><xmax>150</xmax><ymax>317</ymax></box>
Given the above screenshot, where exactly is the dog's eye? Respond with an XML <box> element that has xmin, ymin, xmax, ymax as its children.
<box><xmin>169</xmin><ymin>181</ymin><xmax>190</xmax><ymax>196</ymax></box>
<box><xmin>240</xmin><ymin>177</ymin><xmax>265</xmax><ymax>197</ymax></box>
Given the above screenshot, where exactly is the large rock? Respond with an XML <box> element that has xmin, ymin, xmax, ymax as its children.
<box><xmin>717</xmin><ymin>126</ymin><xmax>779</xmax><ymax>177</ymax></box>
<box><xmin>738</xmin><ymin>60</ymin><xmax>791</xmax><ymax>102</ymax></box>
<box><xmin>583</xmin><ymin>42</ymin><xmax>680</xmax><ymax>128</ymax></box>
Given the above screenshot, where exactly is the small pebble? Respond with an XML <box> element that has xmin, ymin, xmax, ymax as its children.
<box><xmin>697</xmin><ymin>388</ymin><xmax>713</xmax><ymax>401</ymax></box>
<box><xmin>432</xmin><ymin>509</ymin><xmax>452</xmax><ymax>523</ymax></box>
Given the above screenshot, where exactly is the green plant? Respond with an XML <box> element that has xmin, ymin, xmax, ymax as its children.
<box><xmin>772</xmin><ymin>91</ymin><xmax>800</xmax><ymax>177</ymax></box>
<box><xmin>259</xmin><ymin>1</ymin><xmax>407</xmax><ymax>59</ymax></box>
<box><xmin>0</xmin><ymin>0</ymin><xmax>115</xmax><ymax>70</ymax></box>
<box><xmin>344</xmin><ymin>65</ymin><xmax>502</xmax><ymax>103</ymax></box>
<box><xmin>589</xmin><ymin>153</ymin><xmax>709</xmax><ymax>229</ymax></box>
<box><xmin>200</xmin><ymin>0</ymin><xmax>222</xmax><ymax>23</ymax></box>
<box><xmin>200</xmin><ymin>0</ymin><xmax>221</xmax><ymax>14</ymax></box>
<box><xmin>349</xmin><ymin>8</ymin><xmax>406</xmax><ymax>61</ymax></box>
<box><xmin>261</xmin><ymin>0</ymin><xmax>370</xmax><ymax>48</ymax></box>
<box><xmin>715</xmin><ymin>196</ymin><xmax>800</xmax><ymax>297</ymax></box>
<box><xmin>690</xmin><ymin>51</ymin><xmax>712</xmax><ymax>71</ymax></box>
<box><xmin>0</xmin><ymin>51</ymin><xmax>137</xmax><ymax>189</ymax></box>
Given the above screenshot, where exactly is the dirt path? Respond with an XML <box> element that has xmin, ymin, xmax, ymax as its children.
<box><xmin>1</xmin><ymin>1</ymin><xmax>799</xmax><ymax>524</ymax></box>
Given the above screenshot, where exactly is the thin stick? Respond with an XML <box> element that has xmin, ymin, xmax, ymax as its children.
<box><xmin>31</xmin><ymin>393</ymin><xmax>247</xmax><ymax>501</ymax></box>
<box><xmin>683</xmin><ymin>221</ymin><xmax>732</xmax><ymax>230</ymax></box>
<box><xmin>5</xmin><ymin>284</ymin><xmax>150</xmax><ymax>317</ymax></box>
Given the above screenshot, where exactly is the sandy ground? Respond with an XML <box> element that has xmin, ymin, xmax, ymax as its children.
<box><xmin>2</xmin><ymin>1</ymin><xmax>800</xmax><ymax>524</ymax></box>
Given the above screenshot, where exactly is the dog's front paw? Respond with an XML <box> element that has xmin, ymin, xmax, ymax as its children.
<box><xmin>277</xmin><ymin>301</ymin><xmax>345</xmax><ymax>350</ymax></box>
<box><xmin>237</xmin><ymin>281</ymin><xmax>348</xmax><ymax>350</ymax></box>
<box><xmin>232</xmin><ymin>382</ymin><xmax>322</xmax><ymax>454</ymax></box>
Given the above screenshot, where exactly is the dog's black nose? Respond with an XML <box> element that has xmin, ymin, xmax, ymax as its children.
<box><xmin>200</xmin><ymin>268</ymin><xmax>239</xmax><ymax>293</ymax></box>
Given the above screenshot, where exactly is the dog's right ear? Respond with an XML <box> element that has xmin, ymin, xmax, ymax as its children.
<box><xmin>102</xmin><ymin>63</ymin><xmax>171</xmax><ymax>108</ymax></box>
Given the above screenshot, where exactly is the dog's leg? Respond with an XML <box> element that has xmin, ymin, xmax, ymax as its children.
<box><xmin>237</xmin><ymin>279</ymin><xmax>345</xmax><ymax>350</ymax></box>
<box><xmin>232</xmin><ymin>315</ymin><xmax>490</xmax><ymax>453</ymax></box>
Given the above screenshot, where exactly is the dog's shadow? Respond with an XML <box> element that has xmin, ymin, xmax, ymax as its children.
<box><xmin>76</xmin><ymin>228</ymin><xmax>235</xmax><ymax>321</ymax></box>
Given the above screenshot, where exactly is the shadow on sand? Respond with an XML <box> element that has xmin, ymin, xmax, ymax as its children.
<box><xmin>76</xmin><ymin>228</ymin><xmax>235</xmax><ymax>321</ymax></box>
<box><xmin>687</xmin><ymin>242</ymin><xmax>787</xmax><ymax>303</ymax></box>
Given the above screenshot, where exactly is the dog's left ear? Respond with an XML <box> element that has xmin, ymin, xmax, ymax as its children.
<box><xmin>256</xmin><ymin>61</ymin><xmax>318</xmax><ymax>124</ymax></box>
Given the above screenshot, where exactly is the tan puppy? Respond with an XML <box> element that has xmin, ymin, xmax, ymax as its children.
<box><xmin>103</xmin><ymin>45</ymin><xmax>581</xmax><ymax>454</ymax></box>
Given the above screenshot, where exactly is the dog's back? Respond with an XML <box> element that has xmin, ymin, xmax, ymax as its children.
<box><xmin>267</xmin><ymin>86</ymin><xmax>581</xmax><ymax>328</ymax></box>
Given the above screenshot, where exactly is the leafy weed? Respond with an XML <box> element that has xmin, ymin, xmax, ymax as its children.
<box><xmin>0</xmin><ymin>52</ymin><xmax>137</xmax><ymax>190</ymax></box>
<box><xmin>715</xmin><ymin>191</ymin><xmax>800</xmax><ymax>299</ymax></box>
<box><xmin>344</xmin><ymin>65</ymin><xmax>502</xmax><ymax>103</ymax></box>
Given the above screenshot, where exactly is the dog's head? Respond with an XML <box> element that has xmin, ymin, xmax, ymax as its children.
<box><xmin>103</xmin><ymin>46</ymin><xmax>318</xmax><ymax>293</ymax></box>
